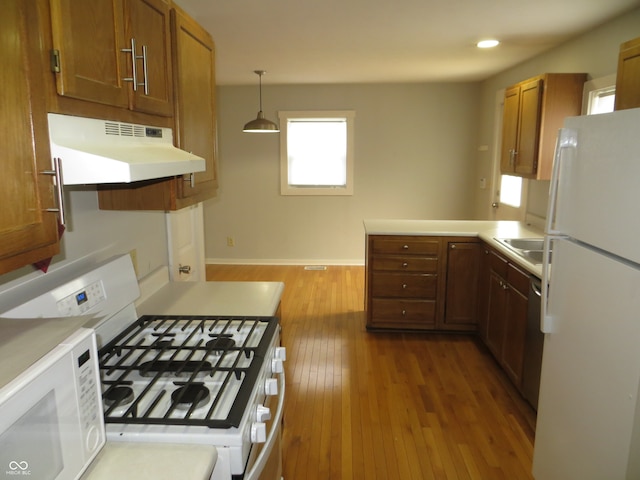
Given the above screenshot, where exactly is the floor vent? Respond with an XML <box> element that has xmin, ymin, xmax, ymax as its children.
<box><xmin>304</xmin><ymin>266</ymin><xmax>327</xmax><ymax>271</ymax></box>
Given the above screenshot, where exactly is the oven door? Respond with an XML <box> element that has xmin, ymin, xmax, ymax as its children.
<box><xmin>243</xmin><ymin>371</ymin><xmax>285</xmax><ymax>480</ymax></box>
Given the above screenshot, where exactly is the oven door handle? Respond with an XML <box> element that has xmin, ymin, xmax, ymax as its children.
<box><xmin>243</xmin><ymin>371</ymin><xmax>285</xmax><ymax>480</ymax></box>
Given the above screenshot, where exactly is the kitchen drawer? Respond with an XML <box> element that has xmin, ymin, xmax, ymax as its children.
<box><xmin>371</xmin><ymin>273</ymin><xmax>437</xmax><ymax>298</ymax></box>
<box><xmin>371</xmin><ymin>236</ymin><xmax>440</xmax><ymax>256</ymax></box>
<box><xmin>489</xmin><ymin>249</ymin><xmax>508</xmax><ymax>278</ymax></box>
<box><xmin>370</xmin><ymin>298</ymin><xmax>437</xmax><ymax>324</ymax></box>
<box><xmin>507</xmin><ymin>262</ymin><xmax>529</xmax><ymax>295</ymax></box>
<box><xmin>371</xmin><ymin>255</ymin><xmax>438</xmax><ymax>273</ymax></box>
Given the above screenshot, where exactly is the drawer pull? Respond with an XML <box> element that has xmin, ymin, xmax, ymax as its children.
<box><xmin>402</xmin><ymin>284</ymin><xmax>407</xmax><ymax>289</ymax></box>
<box><xmin>402</xmin><ymin>262</ymin><xmax>408</xmax><ymax>268</ymax></box>
<box><xmin>401</xmin><ymin>310</ymin><xmax>406</xmax><ymax>316</ymax></box>
<box><xmin>402</xmin><ymin>244</ymin><xmax>409</xmax><ymax>250</ymax></box>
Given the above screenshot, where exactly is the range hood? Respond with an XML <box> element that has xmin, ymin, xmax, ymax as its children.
<box><xmin>47</xmin><ymin>113</ymin><xmax>205</xmax><ymax>185</ymax></box>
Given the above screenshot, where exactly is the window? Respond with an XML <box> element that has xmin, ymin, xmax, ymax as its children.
<box><xmin>499</xmin><ymin>174</ymin><xmax>523</xmax><ymax>207</ymax></box>
<box><xmin>582</xmin><ymin>74</ymin><xmax>616</xmax><ymax>115</ymax></box>
<box><xmin>587</xmin><ymin>86</ymin><xmax>616</xmax><ymax>115</ymax></box>
<box><xmin>279</xmin><ymin>111</ymin><xmax>355</xmax><ymax>195</ymax></box>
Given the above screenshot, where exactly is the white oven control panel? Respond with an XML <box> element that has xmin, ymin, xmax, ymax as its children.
<box><xmin>57</xmin><ymin>281</ymin><xmax>106</xmax><ymax>316</ymax></box>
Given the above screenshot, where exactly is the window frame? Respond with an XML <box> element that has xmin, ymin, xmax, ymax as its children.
<box><xmin>279</xmin><ymin>110</ymin><xmax>355</xmax><ymax>196</ymax></box>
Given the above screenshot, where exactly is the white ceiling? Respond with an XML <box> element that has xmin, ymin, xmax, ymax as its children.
<box><xmin>174</xmin><ymin>0</ymin><xmax>639</xmax><ymax>86</ymax></box>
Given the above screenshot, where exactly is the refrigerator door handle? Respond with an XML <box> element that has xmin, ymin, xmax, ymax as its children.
<box><xmin>541</xmin><ymin>234</ymin><xmax>566</xmax><ymax>333</ymax></box>
<box><xmin>545</xmin><ymin>128</ymin><xmax>578</xmax><ymax>235</ymax></box>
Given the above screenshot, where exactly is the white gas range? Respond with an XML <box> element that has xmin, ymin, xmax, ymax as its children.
<box><xmin>0</xmin><ymin>255</ymin><xmax>285</xmax><ymax>480</ymax></box>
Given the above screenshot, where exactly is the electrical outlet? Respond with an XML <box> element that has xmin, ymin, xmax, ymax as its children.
<box><xmin>226</xmin><ymin>237</ymin><xmax>234</xmax><ymax>247</ymax></box>
<box><xmin>129</xmin><ymin>249</ymin><xmax>139</xmax><ymax>277</ymax></box>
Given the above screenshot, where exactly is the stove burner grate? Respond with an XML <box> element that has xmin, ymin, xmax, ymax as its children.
<box><xmin>98</xmin><ymin>314</ymin><xmax>279</xmax><ymax>429</ymax></box>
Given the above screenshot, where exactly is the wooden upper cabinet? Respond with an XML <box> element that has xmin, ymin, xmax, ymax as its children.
<box><xmin>500</xmin><ymin>73</ymin><xmax>586</xmax><ymax>180</ymax></box>
<box><xmin>126</xmin><ymin>0</ymin><xmax>174</xmax><ymax>116</ymax></box>
<box><xmin>614</xmin><ymin>36</ymin><xmax>640</xmax><ymax>111</ymax></box>
<box><xmin>171</xmin><ymin>5</ymin><xmax>218</xmax><ymax>201</ymax></box>
<box><xmin>1</xmin><ymin>0</ymin><xmax>60</xmax><ymax>275</ymax></box>
<box><xmin>97</xmin><ymin>5</ymin><xmax>218</xmax><ymax>211</ymax></box>
<box><xmin>49</xmin><ymin>0</ymin><xmax>173</xmax><ymax>116</ymax></box>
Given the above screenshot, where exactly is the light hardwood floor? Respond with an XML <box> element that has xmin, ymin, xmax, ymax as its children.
<box><xmin>206</xmin><ymin>264</ymin><xmax>536</xmax><ymax>480</ymax></box>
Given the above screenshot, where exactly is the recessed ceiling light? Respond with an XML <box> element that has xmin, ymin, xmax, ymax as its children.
<box><xmin>477</xmin><ymin>39</ymin><xmax>500</xmax><ymax>49</ymax></box>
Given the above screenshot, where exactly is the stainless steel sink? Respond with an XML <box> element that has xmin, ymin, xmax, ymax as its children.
<box><xmin>498</xmin><ymin>238</ymin><xmax>545</xmax><ymax>251</ymax></box>
<box><xmin>494</xmin><ymin>238</ymin><xmax>550</xmax><ymax>265</ymax></box>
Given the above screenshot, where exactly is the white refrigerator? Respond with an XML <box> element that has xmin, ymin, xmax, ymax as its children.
<box><xmin>533</xmin><ymin>107</ymin><xmax>640</xmax><ymax>479</ymax></box>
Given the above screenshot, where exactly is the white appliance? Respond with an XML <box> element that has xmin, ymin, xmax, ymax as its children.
<box><xmin>1</xmin><ymin>255</ymin><xmax>285</xmax><ymax>480</ymax></box>
<box><xmin>0</xmin><ymin>324</ymin><xmax>105</xmax><ymax>480</ymax></box>
<box><xmin>533</xmin><ymin>107</ymin><xmax>640</xmax><ymax>479</ymax></box>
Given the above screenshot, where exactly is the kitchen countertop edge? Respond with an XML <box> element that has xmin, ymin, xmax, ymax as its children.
<box><xmin>363</xmin><ymin>219</ymin><xmax>544</xmax><ymax>278</ymax></box>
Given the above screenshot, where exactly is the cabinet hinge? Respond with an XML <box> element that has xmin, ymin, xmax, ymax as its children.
<box><xmin>50</xmin><ymin>49</ymin><xmax>61</xmax><ymax>73</ymax></box>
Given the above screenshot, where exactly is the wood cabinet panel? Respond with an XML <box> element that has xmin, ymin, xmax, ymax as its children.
<box><xmin>370</xmin><ymin>299</ymin><xmax>437</xmax><ymax>325</ymax></box>
<box><xmin>502</xmin><ymin>276</ymin><xmax>528</xmax><ymax>386</ymax></box>
<box><xmin>0</xmin><ymin>0</ymin><xmax>60</xmax><ymax>274</ymax></box>
<box><xmin>486</xmin><ymin>269</ymin><xmax>507</xmax><ymax>359</ymax></box>
<box><xmin>171</xmin><ymin>5</ymin><xmax>218</xmax><ymax>202</ymax></box>
<box><xmin>483</xmin><ymin>246</ymin><xmax>530</xmax><ymax>391</ymax></box>
<box><xmin>443</xmin><ymin>241</ymin><xmax>481</xmax><ymax>328</ymax></box>
<box><xmin>371</xmin><ymin>256</ymin><xmax>438</xmax><ymax>272</ymax></box>
<box><xmin>371</xmin><ymin>237</ymin><xmax>440</xmax><ymax>255</ymax></box>
<box><xmin>366</xmin><ymin>235</ymin><xmax>441</xmax><ymax>330</ymax></box>
<box><xmin>500</xmin><ymin>73</ymin><xmax>586</xmax><ymax>180</ymax></box>
<box><xmin>50</xmin><ymin>0</ymin><xmax>173</xmax><ymax>116</ymax></box>
<box><xmin>365</xmin><ymin>235</ymin><xmax>481</xmax><ymax>332</ymax></box>
<box><xmin>126</xmin><ymin>0</ymin><xmax>173</xmax><ymax>116</ymax></box>
<box><xmin>50</xmin><ymin>0</ymin><xmax>127</xmax><ymax>108</ymax></box>
<box><xmin>97</xmin><ymin>4</ymin><xmax>218</xmax><ymax>210</ymax></box>
<box><xmin>515</xmin><ymin>79</ymin><xmax>543</xmax><ymax>175</ymax></box>
<box><xmin>615</xmin><ymin>36</ymin><xmax>640</xmax><ymax>111</ymax></box>
<box><xmin>371</xmin><ymin>273</ymin><xmax>437</xmax><ymax>298</ymax></box>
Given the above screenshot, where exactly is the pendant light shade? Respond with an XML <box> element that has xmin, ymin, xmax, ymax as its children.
<box><xmin>243</xmin><ymin>70</ymin><xmax>279</xmax><ymax>133</ymax></box>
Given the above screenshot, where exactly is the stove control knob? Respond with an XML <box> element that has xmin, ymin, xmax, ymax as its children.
<box><xmin>251</xmin><ymin>422</ymin><xmax>267</xmax><ymax>443</ymax></box>
<box><xmin>272</xmin><ymin>358</ymin><xmax>284</xmax><ymax>374</ymax></box>
<box><xmin>256</xmin><ymin>404</ymin><xmax>271</xmax><ymax>422</ymax></box>
<box><xmin>274</xmin><ymin>346</ymin><xmax>287</xmax><ymax>361</ymax></box>
<box><xmin>265</xmin><ymin>378</ymin><xmax>278</xmax><ymax>396</ymax></box>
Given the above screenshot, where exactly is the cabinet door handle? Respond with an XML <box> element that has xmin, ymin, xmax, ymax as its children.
<box><xmin>184</xmin><ymin>172</ymin><xmax>195</xmax><ymax>188</ymax></box>
<box><xmin>140</xmin><ymin>44</ymin><xmax>150</xmax><ymax>95</ymax></box>
<box><xmin>122</xmin><ymin>38</ymin><xmax>139</xmax><ymax>91</ymax></box>
<box><xmin>509</xmin><ymin>149</ymin><xmax>518</xmax><ymax>166</ymax></box>
<box><xmin>41</xmin><ymin>157</ymin><xmax>66</xmax><ymax>227</ymax></box>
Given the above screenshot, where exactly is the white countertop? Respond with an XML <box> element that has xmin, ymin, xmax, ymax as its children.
<box><xmin>81</xmin><ymin>443</ymin><xmax>217</xmax><ymax>480</ymax></box>
<box><xmin>136</xmin><ymin>281</ymin><xmax>285</xmax><ymax>317</ymax></box>
<box><xmin>363</xmin><ymin>219</ymin><xmax>545</xmax><ymax>277</ymax></box>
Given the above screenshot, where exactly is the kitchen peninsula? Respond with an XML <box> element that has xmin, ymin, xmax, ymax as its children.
<box><xmin>364</xmin><ymin>219</ymin><xmax>546</xmax><ymax>403</ymax></box>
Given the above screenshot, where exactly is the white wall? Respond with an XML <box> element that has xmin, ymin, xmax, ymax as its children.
<box><xmin>0</xmin><ymin>188</ymin><xmax>168</xmax><ymax>312</ymax></box>
<box><xmin>204</xmin><ymin>82</ymin><xmax>480</xmax><ymax>265</ymax></box>
<box><xmin>473</xmin><ymin>7</ymin><xmax>640</xmax><ymax>220</ymax></box>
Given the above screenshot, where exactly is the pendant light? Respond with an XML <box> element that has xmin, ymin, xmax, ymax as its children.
<box><xmin>243</xmin><ymin>70</ymin><xmax>279</xmax><ymax>133</ymax></box>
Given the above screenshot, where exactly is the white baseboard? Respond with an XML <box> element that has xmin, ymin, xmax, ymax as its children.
<box><xmin>205</xmin><ymin>258</ymin><xmax>365</xmax><ymax>266</ymax></box>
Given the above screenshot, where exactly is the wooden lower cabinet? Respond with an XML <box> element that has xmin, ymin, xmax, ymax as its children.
<box><xmin>443</xmin><ymin>240</ymin><xmax>482</xmax><ymax>330</ymax></box>
<box><xmin>484</xmin><ymin>247</ymin><xmax>529</xmax><ymax>389</ymax></box>
<box><xmin>365</xmin><ymin>235</ymin><xmax>481</xmax><ymax>331</ymax></box>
